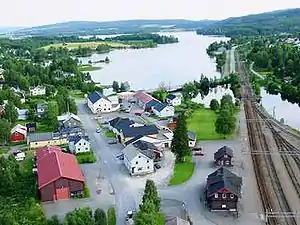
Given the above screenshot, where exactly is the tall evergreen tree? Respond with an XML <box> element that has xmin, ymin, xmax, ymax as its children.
<box><xmin>141</xmin><ymin>180</ymin><xmax>160</xmax><ymax>212</ymax></box>
<box><xmin>171</xmin><ymin>113</ymin><xmax>189</xmax><ymax>163</ymax></box>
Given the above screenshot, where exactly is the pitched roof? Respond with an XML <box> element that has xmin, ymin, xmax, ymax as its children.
<box><xmin>88</xmin><ymin>91</ymin><xmax>109</xmax><ymax>104</ymax></box>
<box><xmin>36</xmin><ymin>103</ymin><xmax>48</xmax><ymax>110</ymax></box>
<box><xmin>167</xmin><ymin>94</ymin><xmax>177</xmax><ymax>100</ymax></box>
<box><xmin>153</xmin><ymin>102</ymin><xmax>167</xmax><ymax>112</ymax></box>
<box><xmin>214</xmin><ymin>146</ymin><xmax>233</xmax><ymax>160</ymax></box>
<box><xmin>121</xmin><ymin>125</ymin><xmax>158</xmax><ymax>138</ymax></box>
<box><xmin>124</xmin><ymin>134</ymin><xmax>144</xmax><ymax>146</ymax></box>
<box><xmin>133</xmin><ymin>140</ymin><xmax>157</xmax><ymax>151</ymax></box>
<box><xmin>109</xmin><ymin>117</ymin><xmax>134</xmax><ymax>131</ymax></box>
<box><xmin>11</xmin><ymin>124</ymin><xmax>27</xmax><ymax>135</ymax></box>
<box><xmin>57</xmin><ymin>113</ymin><xmax>81</xmax><ymax>123</ymax></box>
<box><xmin>206</xmin><ymin>167</ymin><xmax>242</xmax><ymax>197</ymax></box>
<box><xmin>145</xmin><ymin>99</ymin><xmax>161</xmax><ymax>109</ymax></box>
<box><xmin>59</xmin><ymin>127</ymin><xmax>85</xmax><ymax>136</ymax></box>
<box><xmin>123</xmin><ymin>144</ymin><xmax>152</xmax><ymax>162</ymax></box>
<box><xmin>36</xmin><ymin>146</ymin><xmax>84</xmax><ymax>189</ymax></box>
<box><xmin>68</xmin><ymin>135</ymin><xmax>89</xmax><ymax>145</ymax></box>
<box><xmin>165</xmin><ymin>216</ymin><xmax>190</xmax><ymax>225</ymax></box>
<box><xmin>187</xmin><ymin>131</ymin><xmax>197</xmax><ymax>141</ymax></box>
<box><xmin>133</xmin><ymin>91</ymin><xmax>153</xmax><ymax>104</ymax></box>
<box><xmin>28</xmin><ymin>132</ymin><xmax>54</xmax><ymax>142</ymax></box>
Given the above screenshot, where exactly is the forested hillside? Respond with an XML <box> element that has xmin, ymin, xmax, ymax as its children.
<box><xmin>197</xmin><ymin>8</ymin><xmax>300</xmax><ymax>36</ymax></box>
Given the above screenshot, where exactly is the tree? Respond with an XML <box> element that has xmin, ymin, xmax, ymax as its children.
<box><xmin>220</xmin><ymin>94</ymin><xmax>234</xmax><ymax>110</ymax></box>
<box><xmin>210</xmin><ymin>99</ymin><xmax>220</xmax><ymax>111</ymax></box>
<box><xmin>171</xmin><ymin>113</ymin><xmax>189</xmax><ymax>163</ymax></box>
<box><xmin>0</xmin><ymin>119</ymin><xmax>11</xmax><ymax>144</ymax></box>
<box><xmin>107</xmin><ymin>208</ymin><xmax>116</xmax><ymax>225</ymax></box>
<box><xmin>141</xmin><ymin>180</ymin><xmax>160</xmax><ymax>212</ymax></box>
<box><xmin>215</xmin><ymin>107</ymin><xmax>236</xmax><ymax>138</ymax></box>
<box><xmin>120</xmin><ymin>81</ymin><xmax>130</xmax><ymax>92</ymax></box>
<box><xmin>47</xmin><ymin>215</ymin><xmax>60</xmax><ymax>225</ymax></box>
<box><xmin>4</xmin><ymin>101</ymin><xmax>18</xmax><ymax>124</ymax></box>
<box><xmin>112</xmin><ymin>81</ymin><xmax>119</xmax><ymax>93</ymax></box>
<box><xmin>45</xmin><ymin>101</ymin><xmax>59</xmax><ymax>130</ymax></box>
<box><xmin>182</xmin><ymin>82</ymin><xmax>198</xmax><ymax>100</ymax></box>
<box><xmin>152</xmin><ymin>89</ymin><xmax>168</xmax><ymax>103</ymax></box>
<box><xmin>94</xmin><ymin>208</ymin><xmax>107</xmax><ymax>225</ymax></box>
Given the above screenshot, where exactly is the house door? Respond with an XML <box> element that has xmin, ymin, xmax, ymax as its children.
<box><xmin>117</xmin><ymin>135</ymin><xmax>122</xmax><ymax>143</ymax></box>
<box><xmin>56</xmin><ymin>187</ymin><xmax>70</xmax><ymax>200</ymax></box>
<box><xmin>131</xmin><ymin>167</ymin><xmax>135</xmax><ymax>174</ymax></box>
<box><xmin>164</xmin><ymin>143</ymin><xmax>169</xmax><ymax>148</ymax></box>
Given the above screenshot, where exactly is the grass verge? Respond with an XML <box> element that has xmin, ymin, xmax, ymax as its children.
<box><xmin>78</xmin><ymin>64</ymin><xmax>102</xmax><ymax>72</ymax></box>
<box><xmin>107</xmin><ymin>207</ymin><xmax>116</xmax><ymax>225</ymax></box>
<box><xmin>76</xmin><ymin>151</ymin><xmax>97</xmax><ymax>164</ymax></box>
<box><xmin>186</xmin><ymin>108</ymin><xmax>222</xmax><ymax>140</ymax></box>
<box><xmin>168</xmin><ymin>155</ymin><xmax>195</xmax><ymax>186</ymax></box>
<box><xmin>105</xmin><ymin>130</ymin><xmax>116</xmax><ymax>138</ymax></box>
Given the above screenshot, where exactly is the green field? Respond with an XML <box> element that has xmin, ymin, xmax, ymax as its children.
<box><xmin>187</xmin><ymin>108</ymin><xmax>222</xmax><ymax>140</ymax></box>
<box><xmin>78</xmin><ymin>64</ymin><xmax>102</xmax><ymax>72</ymax></box>
<box><xmin>168</xmin><ymin>155</ymin><xmax>195</xmax><ymax>186</ymax></box>
<box><xmin>43</xmin><ymin>41</ymin><xmax>129</xmax><ymax>50</ymax></box>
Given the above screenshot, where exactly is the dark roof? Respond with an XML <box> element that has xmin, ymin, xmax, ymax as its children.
<box><xmin>214</xmin><ymin>146</ymin><xmax>233</xmax><ymax>160</ymax></box>
<box><xmin>133</xmin><ymin>140</ymin><xmax>157</xmax><ymax>151</ymax></box>
<box><xmin>121</xmin><ymin>125</ymin><xmax>158</xmax><ymax>138</ymax></box>
<box><xmin>153</xmin><ymin>102</ymin><xmax>167</xmax><ymax>112</ymax></box>
<box><xmin>124</xmin><ymin>134</ymin><xmax>144</xmax><ymax>146</ymax></box>
<box><xmin>59</xmin><ymin>127</ymin><xmax>85</xmax><ymax>136</ymax></box>
<box><xmin>26</xmin><ymin>122</ymin><xmax>37</xmax><ymax>128</ymax></box>
<box><xmin>28</xmin><ymin>132</ymin><xmax>53</xmax><ymax>142</ymax></box>
<box><xmin>36</xmin><ymin>146</ymin><xmax>84</xmax><ymax>189</ymax></box>
<box><xmin>167</xmin><ymin>94</ymin><xmax>177</xmax><ymax>100</ymax></box>
<box><xmin>187</xmin><ymin>131</ymin><xmax>197</xmax><ymax>141</ymax></box>
<box><xmin>87</xmin><ymin>91</ymin><xmax>108</xmax><ymax>104</ymax></box>
<box><xmin>68</xmin><ymin>135</ymin><xmax>89</xmax><ymax>145</ymax></box>
<box><xmin>206</xmin><ymin>167</ymin><xmax>242</xmax><ymax>197</ymax></box>
<box><xmin>145</xmin><ymin>99</ymin><xmax>160</xmax><ymax>109</ymax></box>
<box><xmin>109</xmin><ymin>117</ymin><xmax>134</xmax><ymax>131</ymax></box>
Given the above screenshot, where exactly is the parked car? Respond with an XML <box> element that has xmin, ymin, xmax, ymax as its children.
<box><xmin>108</xmin><ymin>139</ymin><xmax>118</xmax><ymax>145</ymax></box>
<box><xmin>154</xmin><ymin>164</ymin><xmax>161</xmax><ymax>169</ymax></box>
<box><xmin>194</xmin><ymin>151</ymin><xmax>204</xmax><ymax>156</ymax></box>
<box><xmin>125</xmin><ymin>210</ymin><xmax>135</xmax><ymax>224</ymax></box>
<box><xmin>144</xmin><ymin>112</ymin><xmax>151</xmax><ymax>116</ymax></box>
<box><xmin>116</xmin><ymin>153</ymin><xmax>124</xmax><ymax>160</ymax></box>
<box><xmin>96</xmin><ymin>128</ymin><xmax>101</xmax><ymax>133</ymax></box>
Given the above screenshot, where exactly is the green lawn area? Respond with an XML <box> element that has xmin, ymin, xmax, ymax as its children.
<box><xmin>78</xmin><ymin>64</ymin><xmax>102</xmax><ymax>72</ymax></box>
<box><xmin>104</xmin><ymin>130</ymin><xmax>116</xmax><ymax>138</ymax></box>
<box><xmin>168</xmin><ymin>155</ymin><xmax>195</xmax><ymax>186</ymax></box>
<box><xmin>43</xmin><ymin>41</ymin><xmax>129</xmax><ymax>50</ymax></box>
<box><xmin>187</xmin><ymin>108</ymin><xmax>222</xmax><ymax>140</ymax></box>
<box><xmin>70</xmin><ymin>90</ymin><xmax>86</xmax><ymax>99</ymax></box>
<box><xmin>76</xmin><ymin>151</ymin><xmax>97</xmax><ymax>164</ymax></box>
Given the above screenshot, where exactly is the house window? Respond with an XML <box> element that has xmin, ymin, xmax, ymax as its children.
<box><xmin>147</xmin><ymin>160</ymin><xmax>149</xmax><ymax>163</ymax></box>
<box><xmin>83</xmin><ymin>143</ymin><xmax>86</xmax><ymax>145</ymax></box>
<box><xmin>79</xmin><ymin>143</ymin><xmax>81</xmax><ymax>146</ymax></box>
<box><xmin>230</xmin><ymin>194</ymin><xmax>234</xmax><ymax>199</ymax></box>
<box><xmin>136</xmin><ymin>161</ymin><xmax>138</xmax><ymax>164</ymax></box>
<box><xmin>222</xmin><ymin>204</ymin><xmax>226</xmax><ymax>208</ymax></box>
<box><xmin>85</xmin><ymin>148</ymin><xmax>88</xmax><ymax>150</ymax></box>
<box><xmin>222</xmin><ymin>193</ymin><xmax>226</xmax><ymax>199</ymax></box>
<box><xmin>214</xmin><ymin>193</ymin><xmax>218</xmax><ymax>198</ymax></box>
<box><xmin>35</xmin><ymin>142</ymin><xmax>38</xmax><ymax>145</ymax></box>
<box><xmin>147</xmin><ymin>166</ymin><xmax>150</xmax><ymax>169</ymax></box>
<box><xmin>138</xmin><ymin>156</ymin><xmax>141</xmax><ymax>158</ymax></box>
<box><xmin>48</xmin><ymin>141</ymin><xmax>50</xmax><ymax>144</ymax></box>
<box><xmin>224</xmin><ymin>154</ymin><xmax>228</xmax><ymax>158</ymax></box>
<box><xmin>138</xmin><ymin>167</ymin><xmax>142</xmax><ymax>171</ymax></box>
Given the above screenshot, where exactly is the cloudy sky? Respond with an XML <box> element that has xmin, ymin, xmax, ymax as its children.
<box><xmin>1</xmin><ymin>0</ymin><xmax>299</xmax><ymax>27</ymax></box>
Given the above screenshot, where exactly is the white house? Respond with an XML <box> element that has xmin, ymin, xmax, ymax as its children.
<box><xmin>87</xmin><ymin>91</ymin><xmax>119</xmax><ymax>114</ymax></box>
<box><xmin>187</xmin><ymin>131</ymin><xmax>197</xmax><ymax>148</ymax></box>
<box><xmin>166</xmin><ymin>93</ymin><xmax>181</xmax><ymax>106</ymax></box>
<box><xmin>15</xmin><ymin>152</ymin><xmax>26</xmax><ymax>161</ymax></box>
<box><xmin>69</xmin><ymin>136</ymin><xmax>91</xmax><ymax>154</ymax></box>
<box><xmin>152</xmin><ymin>103</ymin><xmax>174</xmax><ymax>118</ymax></box>
<box><xmin>122</xmin><ymin>144</ymin><xmax>154</xmax><ymax>176</ymax></box>
<box><xmin>17</xmin><ymin>108</ymin><xmax>28</xmax><ymax>120</ymax></box>
<box><xmin>29</xmin><ymin>85</ymin><xmax>46</xmax><ymax>96</ymax></box>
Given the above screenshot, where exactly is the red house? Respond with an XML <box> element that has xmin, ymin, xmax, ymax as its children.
<box><xmin>36</xmin><ymin>146</ymin><xmax>85</xmax><ymax>202</ymax></box>
<box><xmin>10</xmin><ymin>124</ymin><xmax>27</xmax><ymax>142</ymax></box>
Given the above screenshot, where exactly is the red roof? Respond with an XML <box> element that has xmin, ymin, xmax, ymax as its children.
<box><xmin>36</xmin><ymin>146</ymin><xmax>84</xmax><ymax>189</ymax></box>
<box><xmin>134</xmin><ymin>91</ymin><xmax>153</xmax><ymax>104</ymax></box>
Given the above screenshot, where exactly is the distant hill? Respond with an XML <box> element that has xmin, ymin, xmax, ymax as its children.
<box><xmin>14</xmin><ymin>19</ymin><xmax>216</xmax><ymax>36</ymax></box>
<box><xmin>197</xmin><ymin>8</ymin><xmax>300</xmax><ymax>36</ymax></box>
<box><xmin>0</xmin><ymin>27</ymin><xmax>24</xmax><ymax>34</ymax></box>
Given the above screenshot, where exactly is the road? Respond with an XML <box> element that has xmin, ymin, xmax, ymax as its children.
<box><xmin>230</xmin><ymin>46</ymin><xmax>237</xmax><ymax>74</ymax></box>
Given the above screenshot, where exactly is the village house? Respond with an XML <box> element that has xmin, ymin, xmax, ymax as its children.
<box><xmin>29</xmin><ymin>85</ymin><xmax>46</xmax><ymax>96</ymax></box>
<box><xmin>132</xmin><ymin>140</ymin><xmax>163</xmax><ymax>161</ymax></box>
<box><xmin>133</xmin><ymin>91</ymin><xmax>154</xmax><ymax>108</ymax></box>
<box><xmin>57</xmin><ymin>113</ymin><xmax>81</xmax><ymax>130</ymax></box>
<box><xmin>17</xmin><ymin>108</ymin><xmax>28</xmax><ymax>120</ymax></box>
<box><xmin>36</xmin><ymin>103</ymin><xmax>48</xmax><ymax>118</ymax></box>
<box><xmin>214</xmin><ymin>146</ymin><xmax>234</xmax><ymax>166</ymax></box>
<box><xmin>27</xmin><ymin>132</ymin><xmax>68</xmax><ymax>148</ymax></box>
<box><xmin>118</xmin><ymin>124</ymin><xmax>159</xmax><ymax>144</ymax></box>
<box><xmin>68</xmin><ymin>136</ymin><xmax>90</xmax><ymax>154</ymax></box>
<box><xmin>122</xmin><ymin>143</ymin><xmax>155</xmax><ymax>176</ymax></box>
<box><xmin>144</xmin><ymin>99</ymin><xmax>161</xmax><ymax>112</ymax></box>
<box><xmin>187</xmin><ymin>131</ymin><xmax>197</xmax><ymax>148</ymax></box>
<box><xmin>36</xmin><ymin>146</ymin><xmax>85</xmax><ymax>202</ymax></box>
<box><xmin>166</xmin><ymin>93</ymin><xmax>182</xmax><ymax>106</ymax></box>
<box><xmin>205</xmin><ymin>167</ymin><xmax>242</xmax><ymax>213</ymax></box>
<box><xmin>59</xmin><ymin>127</ymin><xmax>85</xmax><ymax>138</ymax></box>
<box><xmin>108</xmin><ymin>117</ymin><xmax>135</xmax><ymax>135</ymax></box>
<box><xmin>10</xmin><ymin>124</ymin><xmax>27</xmax><ymax>142</ymax></box>
<box><xmin>87</xmin><ymin>91</ymin><xmax>119</xmax><ymax>114</ymax></box>
<box><xmin>152</xmin><ymin>103</ymin><xmax>174</xmax><ymax>118</ymax></box>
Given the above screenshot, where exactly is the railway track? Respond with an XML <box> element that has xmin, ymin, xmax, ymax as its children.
<box><xmin>237</xmin><ymin>54</ymin><xmax>297</xmax><ymax>225</ymax></box>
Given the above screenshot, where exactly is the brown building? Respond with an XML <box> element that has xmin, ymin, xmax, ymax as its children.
<box><xmin>36</xmin><ymin>146</ymin><xmax>85</xmax><ymax>202</ymax></box>
<box><xmin>205</xmin><ymin>167</ymin><xmax>242</xmax><ymax>214</ymax></box>
<box><xmin>214</xmin><ymin>146</ymin><xmax>233</xmax><ymax>166</ymax></box>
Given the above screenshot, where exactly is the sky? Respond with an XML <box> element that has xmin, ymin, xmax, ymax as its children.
<box><xmin>1</xmin><ymin>0</ymin><xmax>300</xmax><ymax>27</ymax></box>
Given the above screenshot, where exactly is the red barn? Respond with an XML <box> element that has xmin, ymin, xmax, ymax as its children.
<box><xmin>36</xmin><ymin>146</ymin><xmax>85</xmax><ymax>202</ymax></box>
<box><xmin>10</xmin><ymin>124</ymin><xmax>27</xmax><ymax>142</ymax></box>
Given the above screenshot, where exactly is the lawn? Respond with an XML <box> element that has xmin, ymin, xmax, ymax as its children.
<box><xmin>168</xmin><ymin>155</ymin><xmax>195</xmax><ymax>186</ymax></box>
<box><xmin>104</xmin><ymin>129</ymin><xmax>116</xmax><ymax>138</ymax></box>
<box><xmin>186</xmin><ymin>108</ymin><xmax>222</xmax><ymax>140</ymax></box>
<box><xmin>78</xmin><ymin>64</ymin><xmax>102</xmax><ymax>72</ymax></box>
<box><xmin>0</xmin><ymin>147</ymin><xmax>10</xmax><ymax>155</ymax></box>
<box><xmin>43</xmin><ymin>41</ymin><xmax>129</xmax><ymax>50</ymax></box>
<box><xmin>76</xmin><ymin>151</ymin><xmax>97</xmax><ymax>164</ymax></box>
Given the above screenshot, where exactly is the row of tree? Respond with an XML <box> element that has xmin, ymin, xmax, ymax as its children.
<box><xmin>112</xmin><ymin>81</ymin><xmax>131</xmax><ymax>93</ymax></box>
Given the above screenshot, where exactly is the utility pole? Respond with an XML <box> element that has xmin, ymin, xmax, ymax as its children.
<box><xmin>272</xmin><ymin>106</ymin><xmax>276</xmax><ymax>119</ymax></box>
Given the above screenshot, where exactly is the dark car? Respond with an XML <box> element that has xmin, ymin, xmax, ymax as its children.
<box><xmin>154</xmin><ymin>164</ymin><xmax>161</xmax><ymax>169</ymax></box>
<box><xmin>135</xmin><ymin>112</ymin><xmax>142</xmax><ymax>116</ymax></box>
<box><xmin>194</xmin><ymin>151</ymin><xmax>204</xmax><ymax>156</ymax></box>
<box><xmin>108</xmin><ymin>139</ymin><xmax>118</xmax><ymax>144</ymax></box>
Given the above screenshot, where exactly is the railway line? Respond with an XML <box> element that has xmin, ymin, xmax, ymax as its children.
<box><xmin>236</xmin><ymin>53</ymin><xmax>298</xmax><ymax>225</ymax></box>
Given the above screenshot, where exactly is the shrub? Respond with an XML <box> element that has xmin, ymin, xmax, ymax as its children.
<box><xmin>76</xmin><ymin>151</ymin><xmax>97</xmax><ymax>164</ymax></box>
<box><xmin>107</xmin><ymin>207</ymin><xmax>116</xmax><ymax>225</ymax></box>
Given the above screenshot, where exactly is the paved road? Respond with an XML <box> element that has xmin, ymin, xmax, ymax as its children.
<box><xmin>230</xmin><ymin>46</ymin><xmax>237</xmax><ymax>74</ymax></box>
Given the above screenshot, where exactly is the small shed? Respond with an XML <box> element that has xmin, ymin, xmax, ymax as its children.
<box><xmin>26</xmin><ymin>122</ymin><xmax>37</xmax><ymax>133</ymax></box>
<box><xmin>214</xmin><ymin>146</ymin><xmax>233</xmax><ymax>166</ymax></box>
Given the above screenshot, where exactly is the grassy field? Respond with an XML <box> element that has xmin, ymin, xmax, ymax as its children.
<box><xmin>168</xmin><ymin>155</ymin><xmax>195</xmax><ymax>186</ymax></box>
<box><xmin>43</xmin><ymin>41</ymin><xmax>129</xmax><ymax>50</ymax></box>
<box><xmin>78</xmin><ymin>64</ymin><xmax>102</xmax><ymax>72</ymax></box>
<box><xmin>187</xmin><ymin>108</ymin><xmax>222</xmax><ymax>140</ymax></box>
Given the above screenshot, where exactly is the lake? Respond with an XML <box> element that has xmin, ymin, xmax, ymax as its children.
<box><xmin>79</xmin><ymin>32</ymin><xmax>229</xmax><ymax>90</ymax></box>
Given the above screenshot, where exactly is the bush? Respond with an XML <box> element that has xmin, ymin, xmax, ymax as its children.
<box><xmin>107</xmin><ymin>207</ymin><xmax>116</xmax><ymax>225</ymax></box>
<box><xmin>94</xmin><ymin>208</ymin><xmax>107</xmax><ymax>225</ymax></box>
<box><xmin>76</xmin><ymin>151</ymin><xmax>97</xmax><ymax>164</ymax></box>
<box><xmin>83</xmin><ymin>184</ymin><xmax>90</xmax><ymax>198</ymax></box>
